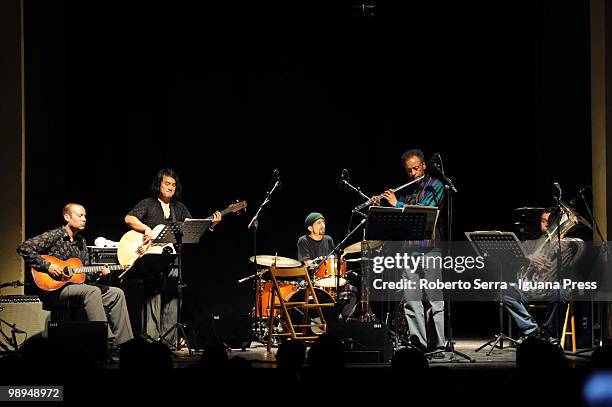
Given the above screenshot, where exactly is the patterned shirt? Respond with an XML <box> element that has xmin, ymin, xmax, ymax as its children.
<box><xmin>396</xmin><ymin>175</ymin><xmax>445</xmax><ymax>208</ymax></box>
<box><xmin>17</xmin><ymin>226</ymin><xmax>89</xmax><ymax>273</ymax></box>
<box><xmin>395</xmin><ymin>175</ymin><xmax>445</xmax><ymax>248</ymax></box>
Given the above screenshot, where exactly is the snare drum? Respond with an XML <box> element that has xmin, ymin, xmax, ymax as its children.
<box><xmin>314</xmin><ymin>256</ymin><xmax>347</xmax><ymax>288</ymax></box>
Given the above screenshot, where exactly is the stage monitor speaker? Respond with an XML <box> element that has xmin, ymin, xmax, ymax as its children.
<box><xmin>0</xmin><ymin>295</ymin><xmax>50</xmax><ymax>348</ymax></box>
<box><xmin>328</xmin><ymin>321</ymin><xmax>393</xmax><ymax>362</ymax></box>
<box><xmin>47</xmin><ymin>321</ymin><xmax>108</xmax><ymax>361</ymax></box>
<box><xmin>189</xmin><ymin>314</ymin><xmax>252</xmax><ymax>350</ymax></box>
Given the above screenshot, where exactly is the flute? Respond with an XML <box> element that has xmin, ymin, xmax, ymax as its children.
<box><xmin>353</xmin><ymin>175</ymin><xmax>425</xmax><ymax>211</ymax></box>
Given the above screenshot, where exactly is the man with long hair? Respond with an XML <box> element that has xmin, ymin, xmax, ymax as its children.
<box><xmin>125</xmin><ymin>169</ymin><xmax>221</xmax><ymax>345</ymax></box>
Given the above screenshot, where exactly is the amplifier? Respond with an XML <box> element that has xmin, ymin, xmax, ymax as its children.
<box><xmin>47</xmin><ymin>321</ymin><xmax>108</xmax><ymax>361</ymax></box>
<box><xmin>328</xmin><ymin>321</ymin><xmax>394</xmax><ymax>362</ymax></box>
<box><xmin>88</xmin><ymin>247</ymin><xmax>118</xmax><ymax>265</ymax></box>
<box><xmin>188</xmin><ymin>314</ymin><xmax>253</xmax><ymax>350</ymax></box>
<box><xmin>0</xmin><ymin>296</ymin><xmax>50</xmax><ymax>348</ymax></box>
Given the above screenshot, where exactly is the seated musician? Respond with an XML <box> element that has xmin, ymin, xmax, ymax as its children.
<box><xmin>297</xmin><ymin>212</ymin><xmax>358</xmax><ymax>319</ymax></box>
<box><xmin>504</xmin><ymin>207</ymin><xmax>585</xmax><ymax>345</ymax></box>
<box><xmin>17</xmin><ymin>203</ymin><xmax>133</xmax><ymax>347</ymax></box>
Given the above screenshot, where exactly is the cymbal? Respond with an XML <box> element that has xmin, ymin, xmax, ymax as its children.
<box><xmin>343</xmin><ymin>240</ymin><xmax>382</xmax><ymax>255</ymax></box>
<box><xmin>248</xmin><ymin>255</ymin><xmax>302</xmax><ymax>268</ymax></box>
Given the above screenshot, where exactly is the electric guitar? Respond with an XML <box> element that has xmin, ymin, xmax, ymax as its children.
<box><xmin>32</xmin><ymin>255</ymin><xmax>123</xmax><ymax>291</ymax></box>
<box><xmin>117</xmin><ymin>200</ymin><xmax>247</xmax><ymax>270</ymax></box>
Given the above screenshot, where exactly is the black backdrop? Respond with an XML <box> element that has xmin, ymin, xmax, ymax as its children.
<box><xmin>24</xmin><ymin>0</ymin><xmax>591</xmax><ymax>336</ymax></box>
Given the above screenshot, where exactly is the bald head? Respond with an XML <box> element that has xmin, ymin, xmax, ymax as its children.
<box><xmin>63</xmin><ymin>203</ymin><xmax>86</xmax><ymax>231</ymax></box>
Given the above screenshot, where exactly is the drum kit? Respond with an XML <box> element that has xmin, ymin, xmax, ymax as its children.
<box><xmin>249</xmin><ymin>254</ymin><xmax>348</xmax><ymax>318</ymax></box>
<box><xmin>246</xmin><ymin>245</ymin><xmax>376</xmax><ymax>341</ymax></box>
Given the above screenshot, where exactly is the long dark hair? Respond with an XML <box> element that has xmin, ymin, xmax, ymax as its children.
<box><xmin>150</xmin><ymin>169</ymin><xmax>183</xmax><ymax>201</ymax></box>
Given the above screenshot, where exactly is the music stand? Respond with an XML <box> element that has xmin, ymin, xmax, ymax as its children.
<box><xmin>156</xmin><ymin>219</ymin><xmax>211</xmax><ymax>354</ymax></box>
<box><xmin>365</xmin><ymin>206</ymin><xmax>444</xmax><ymax>356</ymax></box>
<box><xmin>466</xmin><ymin>231</ymin><xmax>527</xmax><ymax>355</ymax></box>
<box><xmin>365</xmin><ymin>205</ymin><xmax>438</xmax><ymax>242</ymax></box>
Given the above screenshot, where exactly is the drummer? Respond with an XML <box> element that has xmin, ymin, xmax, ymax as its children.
<box><xmin>297</xmin><ymin>212</ymin><xmax>358</xmax><ymax>319</ymax></box>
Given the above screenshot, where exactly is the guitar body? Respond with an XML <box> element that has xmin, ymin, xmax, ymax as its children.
<box><xmin>117</xmin><ymin>225</ymin><xmax>173</xmax><ymax>270</ymax></box>
<box><xmin>117</xmin><ymin>200</ymin><xmax>247</xmax><ymax>270</ymax></box>
<box><xmin>31</xmin><ymin>256</ymin><xmax>86</xmax><ymax>291</ymax></box>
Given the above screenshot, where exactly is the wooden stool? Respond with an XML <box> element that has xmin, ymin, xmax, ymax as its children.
<box><xmin>560</xmin><ymin>302</ymin><xmax>576</xmax><ymax>352</ymax></box>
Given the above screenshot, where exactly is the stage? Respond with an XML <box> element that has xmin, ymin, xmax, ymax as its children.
<box><xmin>95</xmin><ymin>338</ymin><xmax>594</xmax><ymax>370</ymax></box>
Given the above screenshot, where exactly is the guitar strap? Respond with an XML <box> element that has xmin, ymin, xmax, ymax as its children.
<box><xmin>170</xmin><ymin>203</ymin><xmax>177</xmax><ymax>223</ymax></box>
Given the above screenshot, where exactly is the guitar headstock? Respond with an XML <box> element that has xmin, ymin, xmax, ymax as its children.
<box><xmin>226</xmin><ymin>200</ymin><xmax>248</xmax><ymax>215</ymax></box>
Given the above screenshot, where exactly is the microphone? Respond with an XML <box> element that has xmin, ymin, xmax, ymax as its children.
<box><xmin>553</xmin><ymin>182</ymin><xmax>562</xmax><ymax>199</ymax></box>
<box><xmin>272</xmin><ymin>169</ymin><xmax>281</xmax><ymax>190</ymax></box>
<box><xmin>340</xmin><ymin>169</ymin><xmax>348</xmax><ymax>189</ymax></box>
<box><xmin>430</xmin><ymin>162</ymin><xmax>458</xmax><ymax>193</ymax></box>
<box><xmin>569</xmin><ymin>185</ymin><xmax>590</xmax><ymax>206</ymax></box>
<box><xmin>10</xmin><ymin>324</ymin><xmax>25</xmax><ymax>334</ymax></box>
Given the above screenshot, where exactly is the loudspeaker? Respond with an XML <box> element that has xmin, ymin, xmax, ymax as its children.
<box><xmin>47</xmin><ymin>321</ymin><xmax>108</xmax><ymax>361</ymax></box>
<box><xmin>0</xmin><ymin>296</ymin><xmax>50</xmax><ymax>348</ymax></box>
<box><xmin>328</xmin><ymin>321</ymin><xmax>394</xmax><ymax>362</ymax></box>
<box><xmin>189</xmin><ymin>314</ymin><xmax>252</xmax><ymax>350</ymax></box>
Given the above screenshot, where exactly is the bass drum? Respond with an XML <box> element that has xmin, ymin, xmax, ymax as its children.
<box><xmin>285</xmin><ymin>288</ymin><xmax>337</xmax><ymax>335</ymax></box>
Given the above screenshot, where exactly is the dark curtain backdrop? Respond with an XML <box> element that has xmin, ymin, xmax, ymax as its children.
<box><xmin>24</xmin><ymin>0</ymin><xmax>591</xmax><ymax>336</ymax></box>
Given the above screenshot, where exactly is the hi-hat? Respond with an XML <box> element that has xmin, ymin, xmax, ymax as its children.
<box><xmin>248</xmin><ymin>255</ymin><xmax>302</xmax><ymax>268</ymax></box>
<box><xmin>343</xmin><ymin>240</ymin><xmax>382</xmax><ymax>255</ymax></box>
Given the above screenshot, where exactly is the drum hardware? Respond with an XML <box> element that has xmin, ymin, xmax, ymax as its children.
<box><xmin>248</xmin><ymin>255</ymin><xmax>301</xmax><ymax>268</ymax></box>
<box><xmin>251</xmin><ymin>281</ymin><xmax>337</xmax><ymax>341</ymax></box>
<box><xmin>342</xmin><ymin>240</ymin><xmax>382</xmax><ymax>256</ymax></box>
<box><xmin>241</xmin><ymin>253</ymin><xmax>300</xmax><ymax>343</ymax></box>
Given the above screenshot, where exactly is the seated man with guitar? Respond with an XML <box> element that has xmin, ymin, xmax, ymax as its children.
<box><xmin>17</xmin><ymin>203</ymin><xmax>133</xmax><ymax>347</ymax></box>
<box><xmin>123</xmin><ymin>168</ymin><xmax>223</xmax><ymax>345</ymax></box>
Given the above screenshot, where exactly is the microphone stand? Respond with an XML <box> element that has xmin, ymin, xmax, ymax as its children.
<box><xmin>248</xmin><ymin>175</ymin><xmax>281</xmax><ymax>344</ymax></box>
<box><xmin>340</xmin><ymin>176</ymin><xmax>370</xmax><ymax>225</ymax></box>
<box><xmin>554</xmin><ymin>184</ymin><xmax>564</xmax><ymax>354</ymax></box>
<box><xmin>428</xmin><ymin>157</ymin><xmax>472</xmax><ymax>361</ymax></box>
<box><xmin>330</xmin><ymin>218</ymin><xmax>368</xmax><ymax>318</ymax></box>
<box><xmin>0</xmin><ymin>316</ymin><xmax>23</xmax><ymax>351</ymax></box>
<box><xmin>309</xmin><ymin>218</ymin><xmax>368</xmax><ymax>318</ymax></box>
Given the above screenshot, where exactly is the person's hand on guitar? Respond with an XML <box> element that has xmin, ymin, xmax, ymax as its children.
<box><xmin>211</xmin><ymin>211</ymin><xmax>222</xmax><ymax>228</ymax></box>
<box><xmin>142</xmin><ymin>226</ymin><xmax>153</xmax><ymax>245</ymax></box>
<box><xmin>47</xmin><ymin>264</ymin><xmax>63</xmax><ymax>278</ymax></box>
<box><xmin>100</xmin><ymin>265</ymin><xmax>111</xmax><ymax>277</ymax></box>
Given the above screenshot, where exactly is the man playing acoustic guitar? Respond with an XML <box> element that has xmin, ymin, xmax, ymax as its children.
<box><xmin>124</xmin><ymin>169</ymin><xmax>222</xmax><ymax>346</ymax></box>
<box><xmin>17</xmin><ymin>203</ymin><xmax>133</xmax><ymax>347</ymax></box>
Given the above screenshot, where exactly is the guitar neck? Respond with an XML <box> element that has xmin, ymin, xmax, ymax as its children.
<box><xmin>205</xmin><ymin>207</ymin><xmax>232</xmax><ymax>220</ymax></box>
<box><xmin>74</xmin><ymin>265</ymin><xmax>123</xmax><ymax>274</ymax></box>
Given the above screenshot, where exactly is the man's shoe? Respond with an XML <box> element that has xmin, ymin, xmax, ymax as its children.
<box><xmin>107</xmin><ymin>345</ymin><xmax>121</xmax><ymax>363</ymax></box>
<box><xmin>547</xmin><ymin>337</ymin><xmax>560</xmax><ymax>347</ymax></box>
<box><xmin>516</xmin><ymin>327</ymin><xmax>541</xmax><ymax>345</ymax></box>
<box><xmin>428</xmin><ymin>348</ymin><xmax>446</xmax><ymax>359</ymax></box>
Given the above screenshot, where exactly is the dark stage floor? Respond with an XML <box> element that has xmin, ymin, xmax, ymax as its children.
<box><xmin>96</xmin><ymin>337</ymin><xmax>593</xmax><ymax>370</ymax></box>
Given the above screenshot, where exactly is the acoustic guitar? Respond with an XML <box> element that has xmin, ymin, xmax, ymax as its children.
<box><xmin>32</xmin><ymin>255</ymin><xmax>123</xmax><ymax>291</ymax></box>
<box><xmin>117</xmin><ymin>200</ymin><xmax>247</xmax><ymax>270</ymax></box>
